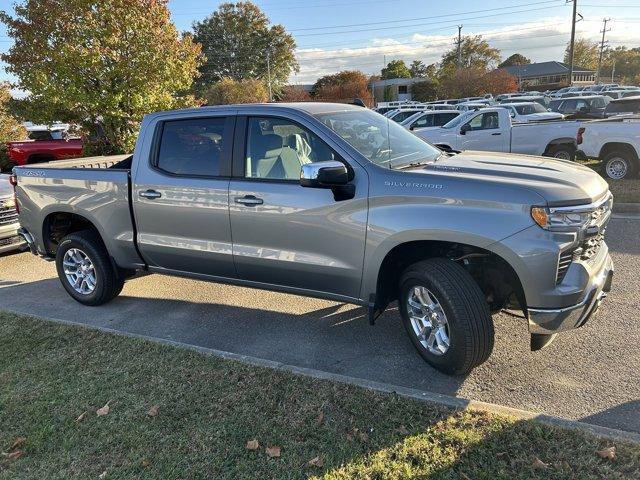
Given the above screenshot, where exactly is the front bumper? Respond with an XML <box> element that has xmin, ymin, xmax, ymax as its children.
<box><xmin>0</xmin><ymin>222</ymin><xmax>26</xmax><ymax>254</ymax></box>
<box><xmin>527</xmin><ymin>253</ymin><xmax>614</xmax><ymax>334</ymax></box>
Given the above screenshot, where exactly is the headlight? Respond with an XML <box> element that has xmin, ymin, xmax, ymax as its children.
<box><xmin>531</xmin><ymin>206</ymin><xmax>593</xmax><ymax>230</ymax></box>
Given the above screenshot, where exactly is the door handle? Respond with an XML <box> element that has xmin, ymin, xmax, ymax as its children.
<box><xmin>491</xmin><ymin>132</ymin><xmax>502</xmax><ymax>136</ymax></box>
<box><xmin>235</xmin><ymin>195</ymin><xmax>263</xmax><ymax>206</ymax></box>
<box><xmin>139</xmin><ymin>189</ymin><xmax>162</xmax><ymax>199</ymax></box>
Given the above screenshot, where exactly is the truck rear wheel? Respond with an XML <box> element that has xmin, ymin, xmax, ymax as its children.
<box><xmin>55</xmin><ymin>230</ymin><xmax>124</xmax><ymax>306</ymax></box>
<box><xmin>399</xmin><ymin>258</ymin><xmax>494</xmax><ymax>375</ymax></box>
<box><xmin>603</xmin><ymin>150</ymin><xmax>638</xmax><ymax>180</ymax></box>
<box><xmin>546</xmin><ymin>144</ymin><xmax>575</xmax><ymax>161</ymax></box>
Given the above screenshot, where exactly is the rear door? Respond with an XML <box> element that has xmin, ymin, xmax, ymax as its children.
<box><xmin>460</xmin><ymin>111</ymin><xmax>510</xmax><ymax>152</ymax></box>
<box><xmin>132</xmin><ymin>114</ymin><xmax>237</xmax><ymax>277</ymax></box>
<box><xmin>228</xmin><ymin>114</ymin><xmax>368</xmax><ymax>300</ymax></box>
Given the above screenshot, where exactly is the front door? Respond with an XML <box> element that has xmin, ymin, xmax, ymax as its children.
<box><xmin>228</xmin><ymin>116</ymin><xmax>368</xmax><ymax>299</ymax></box>
<box><xmin>133</xmin><ymin>115</ymin><xmax>236</xmax><ymax>277</ymax></box>
<box><xmin>460</xmin><ymin>111</ymin><xmax>510</xmax><ymax>152</ymax></box>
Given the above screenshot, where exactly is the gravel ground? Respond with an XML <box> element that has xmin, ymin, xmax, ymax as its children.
<box><xmin>1</xmin><ymin>216</ymin><xmax>638</xmax><ymax>434</ymax></box>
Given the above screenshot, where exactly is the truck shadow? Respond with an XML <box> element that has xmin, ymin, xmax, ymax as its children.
<box><xmin>0</xmin><ymin>277</ymin><xmax>469</xmax><ymax>399</ymax></box>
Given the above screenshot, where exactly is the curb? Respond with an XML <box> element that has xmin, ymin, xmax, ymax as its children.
<box><xmin>613</xmin><ymin>203</ymin><xmax>640</xmax><ymax>214</ymax></box>
<box><xmin>6</xmin><ymin>308</ymin><xmax>640</xmax><ymax>445</ymax></box>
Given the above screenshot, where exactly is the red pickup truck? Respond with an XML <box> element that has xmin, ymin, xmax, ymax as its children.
<box><xmin>6</xmin><ymin>127</ymin><xmax>83</xmax><ymax>167</ymax></box>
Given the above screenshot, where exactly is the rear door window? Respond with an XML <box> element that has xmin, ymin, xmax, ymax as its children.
<box><xmin>156</xmin><ymin>117</ymin><xmax>228</xmax><ymax>176</ymax></box>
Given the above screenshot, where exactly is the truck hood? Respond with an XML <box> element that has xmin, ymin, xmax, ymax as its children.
<box><xmin>417</xmin><ymin>151</ymin><xmax>609</xmax><ymax>206</ymax></box>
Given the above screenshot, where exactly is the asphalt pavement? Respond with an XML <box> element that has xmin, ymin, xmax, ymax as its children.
<box><xmin>1</xmin><ymin>217</ymin><xmax>639</xmax><ymax>434</ymax></box>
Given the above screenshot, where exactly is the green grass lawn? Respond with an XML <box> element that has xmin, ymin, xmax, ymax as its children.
<box><xmin>1</xmin><ymin>311</ymin><xmax>639</xmax><ymax>479</ymax></box>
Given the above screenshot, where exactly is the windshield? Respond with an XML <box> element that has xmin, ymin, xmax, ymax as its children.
<box><xmin>442</xmin><ymin>111</ymin><xmax>473</xmax><ymax>129</ymax></box>
<box><xmin>314</xmin><ymin>109</ymin><xmax>442</xmax><ymax>168</ymax></box>
<box><xmin>514</xmin><ymin>103</ymin><xmax>547</xmax><ymax>115</ymax></box>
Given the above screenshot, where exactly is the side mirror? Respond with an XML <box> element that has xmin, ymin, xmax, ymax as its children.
<box><xmin>300</xmin><ymin>161</ymin><xmax>349</xmax><ymax>188</ymax></box>
<box><xmin>460</xmin><ymin>124</ymin><xmax>471</xmax><ymax>135</ymax></box>
<box><xmin>409</xmin><ymin>125</ymin><xmax>415</xmax><ymax>131</ymax></box>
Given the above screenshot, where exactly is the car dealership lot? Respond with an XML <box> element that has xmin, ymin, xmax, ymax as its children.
<box><xmin>1</xmin><ymin>216</ymin><xmax>639</xmax><ymax>434</ymax></box>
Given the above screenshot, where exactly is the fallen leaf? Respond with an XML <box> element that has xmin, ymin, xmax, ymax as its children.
<box><xmin>76</xmin><ymin>411</ymin><xmax>88</xmax><ymax>423</ymax></box>
<box><xmin>4</xmin><ymin>450</ymin><xmax>23</xmax><ymax>461</ymax></box>
<box><xmin>460</xmin><ymin>473</ymin><xmax>471</xmax><ymax>480</ymax></box>
<box><xmin>96</xmin><ymin>402</ymin><xmax>110</xmax><ymax>417</ymax></box>
<box><xmin>9</xmin><ymin>437</ymin><xmax>25</xmax><ymax>451</ymax></box>
<box><xmin>99</xmin><ymin>471</ymin><xmax>107</xmax><ymax>479</ymax></box>
<box><xmin>147</xmin><ymin>405</ymin><xmax>160</xmax><ymax>417</ymax></box>
<box><xmin>595</xmin><ymin>446</ymin><xmax>616</xmax><ymax>460</ymax></box>
<box><xmin>266</xmin><ymin>446</ymin><xmax>281</xmax><ymax>458</ymax></box>
<box><xmin>308</xmin><ymin>456</ymin><xmax>324</xmax><ymax>467</ymax></box>
<box><xmin>532</xmin><ymin>457</ymin><xmax>548</xmax><ymax>469</ymax></box>
<box><xmin>315</xmin><ymin>411</ymin><xmax>324</xmax><ymax>426</ymax></box>
<box><xmin>141</xmin><ymin>459</ymin><xmax>151</xmax><ymax>467</ymax></box>
<box><xmin>246</xmin><ymin>439</ymin><xmax>260</xmax><ymax>451</ymax></box>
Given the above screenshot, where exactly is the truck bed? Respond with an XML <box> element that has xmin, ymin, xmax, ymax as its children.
<box><xmin>14</xmin><ymin>154</ymin><xmax>142</xmax><ymax>268</ymax></box>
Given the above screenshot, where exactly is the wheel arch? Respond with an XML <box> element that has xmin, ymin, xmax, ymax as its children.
<box><xmin>366</xmin><ymin>237</ymin><xmax>527</xmax><ymax>315</ymax></box>
<box><xmin>543</xmin><ymin>138</ymin><xmax>576</xmax><ymax>156</ymax></box>
<box><xmin>599</xmin><ymin>142</ymin><xmax>639</xmax><ymax>163</ymax></box>
<box><xmin>42</xmin><ymin>210</ymin><xmax>105</xmax><ymax>256</ymax></box>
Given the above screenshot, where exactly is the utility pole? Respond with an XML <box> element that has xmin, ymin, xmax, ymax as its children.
<box><xmin>596</xmin><ymin>17</ymin><xmax>610</xmax><ymax>84</ymax></box>
<box><xmin>567</xmin><ymin>0</ymin><xmax>578</xmax><ymax>86</ymax></box>
<box><xmin>266</xmin><ymin>50</ymin><xmax>273</xmax><ymax>102</ymax></box>
<box><xmin>456</xmin><ymin>25</ymin><xmax>463</xmax><ymax>68</ymax></box>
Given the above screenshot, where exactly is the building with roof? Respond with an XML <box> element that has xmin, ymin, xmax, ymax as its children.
<box><xmin>499</xmin><ymin>61</ymin><xmax>595</xmax><ymax>91</ymax></box>
<box><xmin>370</xmin><ymin>77</ymin><xmax>423</xmax><ymax>103</ymax></box>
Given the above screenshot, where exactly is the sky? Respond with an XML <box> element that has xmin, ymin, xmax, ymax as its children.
<box><xmin>1</xmin><ymin>0</ymin><xmax>639</xmax><ymax>86</ymax></box>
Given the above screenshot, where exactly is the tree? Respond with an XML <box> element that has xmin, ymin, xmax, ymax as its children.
<box><xmin>564</xmin><ymin>38</ymin><xmax>599</xmax><ymax>70</ymax></box>
<box><xmin>313</xmin><ymin>70</ymin><xmax>372</xmax><ymax>105</ymax></box>
<box><xmin>601</xmin><ymin>46</ymin><xmax>640</xmax><ymax>83</ymax></box>
<box><xmin>279</xmin><ymin>85</ymin><xmax>311</xmax><ymax>102</ymax></box>
<box><xmin>440</xmin><ymin>35</ymin><xmax>501</xmax><ymax>72</ymax></box>
<box><xmin>0</xmin><ymin>84</ymin><xmax>27</xmax><ymax>171</ymax></box>
<box><xmin>409</xmin><ymin>60</ymin><xmax>428</xmax><ymax>78</ymax></box>
<box><xmin>0</xmin><ymin>0</ymin><xmax>201</xmax><ymax>153</ymax></box>
<box><xmin>193</xmin><ymin>2</ymin><xmax>298</xmax><ymax>95</ymax></box>
<box><xmin>481</xmin><ymin>69</ymin><xmax>518</xmax><ymax>95</ymax></box>
<box><xmin>411</xmin><ymin>80</ymin><xmax>439</xmax><ymax>102</ymax></box>
<box><xmin>381</xmin><ymin>60</ymin><xmax>411</xmax><ymax>79</ymax></box>
<box><xmin>203</xmin><ymin>78</ymin><xmax>269</xmax><ymax>105</ymax></box>
<box><xmin>499</xmin><ymin>53</ymin><xmax>531</xmax><ymax>68</ymax></box>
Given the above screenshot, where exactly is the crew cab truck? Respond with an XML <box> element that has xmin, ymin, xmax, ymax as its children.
<box><xmin>5</xmin><ymin>126</ymin><xmax>83</xmax><ymax>170</ymax></box>
<box><xmin>12</xmin><ymin>103</ymin><xmax>614</xmax><ymax>375</ymax></box>
<box><xmin>576</xmin><ymin>115</ymin><xmax>640</xmax><ymax>179</ymax></box>
<box><xmin>414</xmin><ymin>107</ymin><xmax>580</xmax><ymax>160</ymax></box>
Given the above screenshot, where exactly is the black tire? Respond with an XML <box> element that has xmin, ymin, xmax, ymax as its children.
<box><xmin>602</xmin><ymin>150</ymin><xmax>638</xmax><ymax>180</ymax></box>
<box><xmin>546</xmin><ymin>144</ymin><xmax>575</xmax><ymax>161</ymax></box>
<box><xmin>398</xmin><ymin>258</ymin><xmax>494</xmax><ymax>375</ymax></box>
<box><xmin>55</xmin><ymin>230</ymin><xmax>124</xmax><ymax>306</ymax></box>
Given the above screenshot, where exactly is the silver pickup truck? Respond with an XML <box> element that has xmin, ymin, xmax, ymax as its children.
<box><xmin>12</xmin><ymin>103</ymin><xmax>614</xmax><ymax>375</ymax></box>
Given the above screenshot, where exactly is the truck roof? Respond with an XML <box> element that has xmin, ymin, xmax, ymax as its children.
<box><xmin>151</xmin><ymin>102</ymin><xmax>366</xmax><ymax>119</ymax></box>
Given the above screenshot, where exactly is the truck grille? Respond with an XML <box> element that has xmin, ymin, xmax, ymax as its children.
<box><xmin>0</xmin><ymin>198</ymin><xmax>18</xmax><ymax>226</ymax></box>
<box><xmin>556</xmin><ymin>250</ymin><xmax>573</xmax><ymax>284</ymax></box>
<box><xmin>556</xmin><ymin>228</ymin><xmax>607</xmax><ymax>284</ymax></box>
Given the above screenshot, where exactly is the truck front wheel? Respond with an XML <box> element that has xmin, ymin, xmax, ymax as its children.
<box><xmin>55</xmin><ymin>230</ymin><xmax>125</xmax><ymax>306</ymax></box>
<box><xmin>399</xmin><ymin>258</ymin><xmax>494</xmax><ymax>375</ymax></box>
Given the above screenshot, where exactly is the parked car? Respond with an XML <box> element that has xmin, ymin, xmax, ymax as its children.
<box><xmin>387</xmin><ymin>108</ymin><xmax>429</xmax><ymax>123</ymax></box>
<box><xmin>499</xmin><ymin>95</ymin><xmax>549</xmax><ymax>108</ymax></box>
<box><xmin>12</xmin><ymin>103</ymin><xmax>614</xmax><ymax>374</ymax></box>
<box><xmin>5</xmin><ymin>125</ymin><xmax>83</xmax><ymax>170</ymax></box>
<box><xmin>603</xmin><ymin>96</ymin><xmax>640</xmax><ymax>118</ymax></box>
<box><xmin>576</xmin><ymin>115</ymin><xmax>640</xmax><ymax>179</ymax></box>
<box><xmin>424</xmin><ymin>104</ymin><xmax>458</xmax><ymax>111</ymax></box>
<box><xmin>621</xmin><ymin>90</ymin><xmax>640</xmax><ymax>98</ymax></box>
<box><xmin>555</xmin><ymin>95</ymin><xmax>610</xmax><ymax>119</ymax></box>
<box><xmin>414</xmin><ymin>107</ymin><xmax>580</xmax><ymax>159</ymax></box>
<box><xmin>0</xmin><ymin>174</ymin><xmax>25</xmax><ymax>254</ymax></box>
<box><xmin>455</xmin><ymin>102</ymin><xmax>488</xmax><ymax>112</ymax></box>
<box><xmin>498</xmin><ymin>102</ymin><xmax>564</xmax><ymax>123</ymax></box>
<box><xmin>400</xmin><ymin>110</ymin><xmax>460</xmax><ymax>130</ymax></box>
